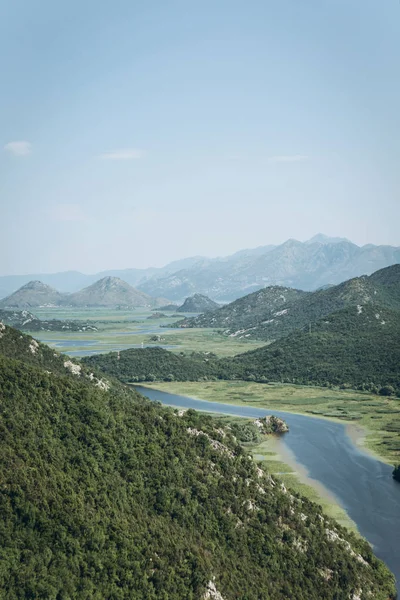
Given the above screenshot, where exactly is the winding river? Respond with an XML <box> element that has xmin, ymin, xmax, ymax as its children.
<box><xmin>135</xmin><ymin>386</ymin><xmax>400</xmax><ymax>585</ymax></box>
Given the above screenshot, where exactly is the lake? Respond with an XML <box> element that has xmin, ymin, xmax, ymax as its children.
<box><xmin>135</xmin><ymin>385</ymin><xmax>400</xmax><ymax>586</ymax></box>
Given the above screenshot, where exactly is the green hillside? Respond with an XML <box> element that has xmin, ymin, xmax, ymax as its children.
<box><xmin>224</xmin><ymin>304</ymin><xmax>400</xmax><ymax>395</ymax></box>
<box><xmin>83</xmin><ymin>346</ymin><xmax>219</xmax><ymax>382</ymax></box>
<box><xmin>0</xmin><ymin>330</ymin><xmax>396</xmax><ymax>598</ymax></box>
<box><xmin>174</xmin><ymin>265</ymin><xmax>400</xmax><ymax>341</ymax></box>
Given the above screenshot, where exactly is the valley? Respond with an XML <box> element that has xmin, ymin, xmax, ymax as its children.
<box><xmin>30</xmin><ymin>307</ymin><xmax>266</xmax><ymax>357</ymax></box>
<box><xmin>1</xmin><ymin>260</ymin><xmax>399</xmax><ymax>595</ymax></box>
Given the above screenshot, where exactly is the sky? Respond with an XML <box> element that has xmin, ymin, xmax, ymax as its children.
<box><xmin>1</xmin><ymin>0</ymin><xmax>399</xmax><ymax>275</ymax></box>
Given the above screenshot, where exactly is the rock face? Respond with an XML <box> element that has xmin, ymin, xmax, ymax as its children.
<box><xmin>177</xmin><ymin>294</ymin><xmax>219</xmax><ymax>313</ymax></box>
<box><xmin>62</xmin><ymin>277</ymin><xmax>154</xmax><ymax>307</ymax></box>
<box><xmin>0</xmin><ymin>281</ymin><xmax>65</xmax><ymax>308</ymax></box>
<box><xmin>254</xmin><ymin>416</ymin><xmax>289</xmax><ymax>434</ymax></box>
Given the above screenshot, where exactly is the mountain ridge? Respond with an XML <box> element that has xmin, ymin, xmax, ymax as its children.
<box><xmin>2</xmin><ymin>235</ymin><xmax>399</xmax><ymax>302</ymax></box>
<box><xmin>174</xmin><ymin>264</ymin><xmax>400</xmax><ymax>340</ymax></box>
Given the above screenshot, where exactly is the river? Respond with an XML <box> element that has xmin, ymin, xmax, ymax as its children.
<box><xmin>135</xmin><ymin>386</ymin><xmax>400</xmax><ymax>585</ymax></box>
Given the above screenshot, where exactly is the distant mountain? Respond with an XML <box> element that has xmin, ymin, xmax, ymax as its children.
<box><xmin>63</xmin><ymin>276</ymin><xmax>154</xmax><ymax>307</ymax></box>
<box><xmin>0</xmin><ymin>280</ymin><xmax>65</xmax><ymax>308</ymax></box>
<box><xmin>175</xmin><ymin>286</ymin><xmax>307</xmax><ymax>332</ymax></box>
<box><xmin>224</xmin><ymin>303</ymin><xmax>400</xmax><ymax>395</ymax></box>
<box><xmin>305</xmin><ymin>234</ymin><xmax>351</xmax><ymax>245</ymax></box>
<box><xmin>0</xmin><ymin>257</ymin><xmax>208</xmax><ymax>299</ymax></box>
<box><xmin>175</xmin><ymin>264</ymin><xmax>400</xmax><ymax>341</ymax></box>
<box><xmin>176</xmin><ymin>294</ymin><xmax>219</xmax><ymax>313</ymax></box>
<box><xmin>0</xmin><ymin>309</ymin><xmax>98</xmax><ymax>333</ymax></box>
<box><xmin>2</xmin><ymin>236</ymin><xmax>399</xmax><ymax>302</ymax></box>
<box><xmin>138</xmin><ymin>238</ymin><xmax>400</xmax><ymax>301</ymax></box>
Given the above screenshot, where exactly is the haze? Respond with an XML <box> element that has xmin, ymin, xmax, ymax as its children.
<box><xmin>1</xmin><ymin>0</ymin><xmax>399</xmax><ymax>275</ymax></box>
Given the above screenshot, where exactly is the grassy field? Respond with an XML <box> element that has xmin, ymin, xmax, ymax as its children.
<box><xmin>29</xmin><ymin>308</ymin><xmax>265</xmax><ymax>357</ymax></box>
<box><xmin>143</xmin><ymin>380</ymin><xmax>400</xmax><ymax>465</ymax></box>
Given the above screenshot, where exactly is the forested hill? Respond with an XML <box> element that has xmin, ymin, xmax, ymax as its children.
<box><xmin>1</xmin><ymin>329</ymin><xmax>396</xmax><ymax>597</ymax></box>
<box><xmin>83</xmin><ymin>346</ymin><xmax>220</xmax><ymax>382</ymax></box>
<box><xmin>0</xmin><ymin>323</ymin><xmax>108</xmax><ymax>388</ymax></box>
<box><xmin>224</xmin><ymin>304</ymin><xmax>400</xmax><ymax>395</ymax></box>
<box><xmin>174</xmin><ymin>264</ymin><xmax>400</xmax><ymax>341</ymax></box>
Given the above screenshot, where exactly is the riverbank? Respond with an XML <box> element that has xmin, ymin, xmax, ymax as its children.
<box><xmin>141</xmin><ymin>380</ymin><xmax>399</xmax><ymax>466</ymax></box>
<box><xmin>135</xmin><ymin>384</ymin><xmax>400</xmax><ymax>584</ymax></box>
<box><xmin>198</xmin><ymin>412</ymin><xmax>358</xmax><ymax>531</ymax></box>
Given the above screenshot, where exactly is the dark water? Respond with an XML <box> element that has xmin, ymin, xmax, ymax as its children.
<box><xmin>135</xmin><ymin>386</ymin><xmax>400</xmax><ymax>585</ymax></box>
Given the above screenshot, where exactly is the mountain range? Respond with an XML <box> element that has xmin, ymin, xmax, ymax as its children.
<box><xmin>139</xmin><ymin>238</ymin><xmax>400</xmax><ymax>301</ymax></box>
<box><xmin>0</xmin><ymin>277</ymin><xmax>167</xmax><ymax>309</ymax></box>
<box><xmin>1</xmin><ymin>235</ymin><xmax>399</xmax><ymax>302</ymax></box>
<box><xmin>174</xmin><ymin>265</ymin><xmax>400</xmax><ymax>340</ymax></box>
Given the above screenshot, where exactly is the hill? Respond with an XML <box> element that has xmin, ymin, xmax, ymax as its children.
<box><xmin>63</xmin><ymin>276</ymin><xmax>155</xmax><ymax>307</ymax></box>
<box><xmin>0</xmin><ymin>280</ymin><xmax>65</xmax><ymax>308</ymax></box>
<box><xmin>0</xmin><ymin>323</ymin><xmax>107</xmax><ymax>385</ymax></box>
<box><xmin>138</xmin><ymin>238</ymin><xmax>400</xmax><ymax>301</ymax></box>
<box><xmin>176</xmin><ymin>265</ymin><xmax>400</xmax><ymax>341</ymax></box>
<box><xmin>177</xmin><ymin>294</ymin><xmax>219</xmax><ymax>313</ymax></box>
<box><xmin>83</xmin><ymin>347</ymin><xmax>219</xmax><ymax>382</ymax></box>
<box><xmin>0</xmin><ymin>329</ymin><xmax>396</xmax><ymax>598</ymax></box>
<box><xmin>223</xmin><ymin>304</ymin><xmax>400</xmax><ymax>395</ymax></box>
<box><xmin>174</xmin><ymin>286</ymin><xmax>307</xmax><ymax>333</ymax></box>
<box><xmin>0</xmin><ymin>309</ymin><xmax>98</xmax><ymax>333</ymax></box>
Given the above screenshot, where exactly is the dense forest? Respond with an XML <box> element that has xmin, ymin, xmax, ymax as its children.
<box><xmin>83</xmin><ymin>347</ymin><xmax>220</xmax><ymax>383</ymax></box>
<box><xmin>0</xmin><ymin>325</ymin><xmax>396</xmax><ymax>598</ymax></box>
<box><xmin>224</xmin><ymin>304</ymin><xmax>400</xmax><ymax>396</ymax></box>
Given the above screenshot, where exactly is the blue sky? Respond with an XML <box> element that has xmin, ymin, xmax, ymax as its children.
<box><xmin>1</xmin><ymin>0</ymin><xmax>399</xmax><ymax>274</ymax></box>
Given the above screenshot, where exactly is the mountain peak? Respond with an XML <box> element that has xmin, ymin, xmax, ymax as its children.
<box><xmin>65</xmin><ymin>277</ymin><xmax>154</xmax><ymax>307</ymax></box>
<box><xmin>21</xmin><ymin>280</ymin><xmax>57</xmax><ymax>291</ymax></box>
<box><xmin>305</xmin><ymin>234</ymin><xmax>353</xmax><ymax>246</ymax></box>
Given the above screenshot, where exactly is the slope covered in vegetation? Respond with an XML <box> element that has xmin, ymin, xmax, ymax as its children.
<box><xmin>174</xmin><ymin>264</ymin><xmax>400</xmax><ymax>341</ymax></box>
<box><xmin>224</xmin><ymin>304</ymin><xmax>400</xmax><ymax>395</ymax></box>
<box><xmin>83</xmin><ymin>346</ymin><xmax>219</xmax><ymax>383</ymax></box>
<box><xmin>0</xmin><ymin>330</ymin><xmax>396</xmax><ymax>599</ymax></box>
